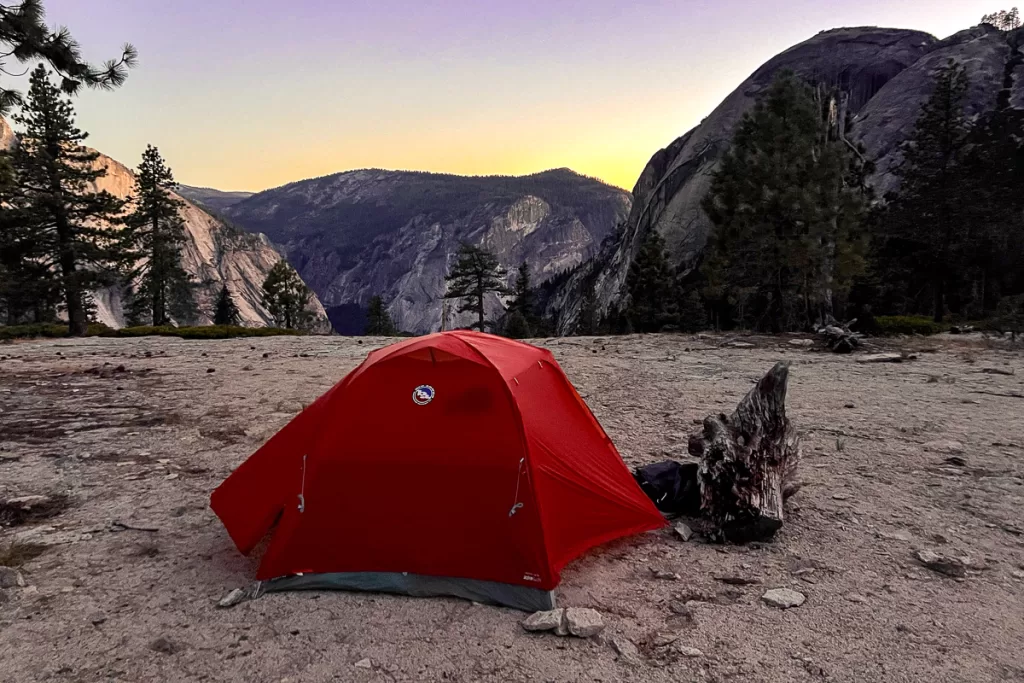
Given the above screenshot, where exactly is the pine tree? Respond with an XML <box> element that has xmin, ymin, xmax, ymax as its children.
<box><xmin>262</xmin><ymin>260</ymin><xmax>315</xmax><ymax>330</ymax></box>
<box><xmin>878</xmin><ymin>60</ymin><xmax>972</xmax><ymax>322</ymax></box>
<box><xmin>213</xmin><ymin>284</ymin><xmax>240</xmax><ymax>326</ymax></box>
<box><xmin>364</xmin><ymin>294</ymin><xmax>396</xmax><ymax>335</ymax></box>
<box><xmin>444</xmin><ymin>243</ymin><xmax>507</xmax><ymax>331</ymax></box>
<box><xmin>981</xmin><ymin>8</ymin><xmax>1021</xmax><ymax>30</ymax></box>
<box><xmin>625</xmin><ymin>229</ymin><xmax>678</xmax><ymax>332</ymax></box>
<box><xmin>504</xmin><ymin>262</ymin><xmax>538</xmax><ymax>337</ymax></box>
<box><xmin>0</xmin><ymin>1</ymin><xmax>137</xmax><ymax>114</ymax></box>
<box><xmin>7</xmin><ymin>65</ymin><xmax>127</xmax><ymax>335</ymax></box>
<box><xmin>679</xmin><ymin>289</ymin><xmax>708</xmax><ymax>332</ymax></box>
<box><xmin>577</xmin><ymin>284</ymin><xmax>598</xmax><ymax>335</ymax></box>
<box><xmin>701</xmin><ymin>71</ymin><xmax>868</xmax><ymax>331</ymax></box>
<box><xmin>122</xmin><ymin>145</ymin><xmax>195</xmax><ymax>326</ymax></box>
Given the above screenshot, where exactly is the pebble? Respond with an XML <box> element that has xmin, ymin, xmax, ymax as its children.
<box><xmin>674</xmin><ymin>522</ymin><xmax>693</xmax><ymax>542</ymax></box>
<box><xmin>729</xmin><ymin>341</ymin><xmax>755</xmax><ymax>348</ymax></box>
<box><xmin>0</xmin><ymin>567</ymin><xmax>26</xmax><ymax>588</ymax></box>
<box><xmin>876</xmin><ymin>529</ymin><xmax>913</xmax><ymax>542</ymax></box>
<box><xmin>217</xmin><ymin>588</ymin><xmax>247</xmax><ymax>609</ymax></box>
<box><xmin>789</xmin><ymin>339</ymin><xmax>814</xmax><ymax>347</ymax></box>
<box><xmin>1011</xmin><ymin>569</ymin><xmax>1024</xmax><ymax>580</ymax></box>
<box><xmin>563</xmin><ymin>607</ymin><xmax>605</xmax><ymax>637</ymax></box>
<box><xmin>610</xmin><ymin>637</ymin><xmax>642</xmax><ymax>666</ymax></box>
<box><xmin>914</xmin><ymin>549</ymin><xmax>968</xmax><ymax>578</ymax></box>
<box><xmin>923</xmin><ymin>440</ymin><xmax>965</xmax><ymax>454</ymax></box>
<box><xmin>761</xmin><ymin>588</ymin><xmax>806</xmax><ymax>609</ymax></box>
<box><xmin>89</xmin><ymin>611</ymin><xmax>107</xmax><ymax>625</ymax></box>
<box><xmin>677</xmin><ymin>646</ymin><xmax>705</xmax><ymax>658</ymax></box>
<box><xmin>354</xmin><ymin>659</ymin><xmax>372</xmax><ymax>669</ymax></box>
<box><xmin>845</xmin><ymin>593</ymin><xmax>868</xmax><ymax>603</ymax></box>
<box><xmin>521</xmin><ymin>608</ymin><xmax>563</xmax><ymax>632</ymax></box>
<box><xmin>831</xmin><ymin>492</ymin><xmax>851</xmax><ymax>500</ymax></box>
<box><xmin>649</xmin><ymin>568</ymin><xmax>680</xmax><ymax>580</ymax></box>
<box><xmin>206</xmin><ymin>368</ymin><xmax>216</xmax><ymax>374</ymax></box>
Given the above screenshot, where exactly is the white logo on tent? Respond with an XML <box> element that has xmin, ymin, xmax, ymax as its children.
<box><xmin>412</xmin><ymin>385</ymin><xmax>435</xmax><ymax>405</ymax></box>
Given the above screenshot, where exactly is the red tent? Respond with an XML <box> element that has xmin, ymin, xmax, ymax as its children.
<box><xmin>211</xmin><ymin>330</ymin><xmax>665</xmax><ymax>610</ymax></box>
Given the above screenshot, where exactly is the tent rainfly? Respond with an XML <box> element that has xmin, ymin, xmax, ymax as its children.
<box><xmin>211</xmin><ymin>330</ymin><xmax>666</xmax><ymax>610</ymax></box>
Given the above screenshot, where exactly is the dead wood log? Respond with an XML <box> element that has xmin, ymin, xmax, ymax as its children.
<box><xmin>815</xmin><ymin>317</ymin><xmax>862</xmax><ymax>353</ymax></box>
<box><xmin>688</xmin><ymin>362</ymin><xmax>801</xmax><ymax>542</ymax></box>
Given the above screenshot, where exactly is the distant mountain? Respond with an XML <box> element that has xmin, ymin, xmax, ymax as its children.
<box><xmin>0</xmin><ymin>118</ymin><xmax>325</xmax><ymax>328</ymax></box>
<box><xmin>176</xmin><ymin>184</ymin><xmax>254</xmax><ymax>213</ymax></box>
<box><xmin>222</xmin><ymin>168</ymin><xmax>630</xmax><ymax>333</ymax></box>
<box><xmin>546</xmin><ymin>24</ymin><xmax>1024</xmax><ymax>331</ymax></box>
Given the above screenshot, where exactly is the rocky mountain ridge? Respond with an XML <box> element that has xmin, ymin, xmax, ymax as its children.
<box><xmin>547</xmin><ymin>24</ymin><xmax>1024</xmax><ymax>331</ymax></box>
<box><xmin>222</xmin><ymin>168</ymin><xmax>630</xmax><ymax>333</ymax></box>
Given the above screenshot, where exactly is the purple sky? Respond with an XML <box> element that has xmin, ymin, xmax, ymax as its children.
<box><xmin>32</xmin><ymin>0</ymin><xmax>998</xmax><ymax>191</ymax></box>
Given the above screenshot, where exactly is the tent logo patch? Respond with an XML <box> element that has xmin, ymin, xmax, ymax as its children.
<box><xmin>412</xmin><ymin>385</ymin><xmax>435</xmax><ymax>405</ymax></box>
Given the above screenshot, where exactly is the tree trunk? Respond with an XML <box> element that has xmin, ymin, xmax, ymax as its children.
<box><xmin>475</xmin><ymin>276</ymin><xmax>485</xmax><ymax>331</ymax></box>
<box><xmin>933</xmin><ymin>277</ymin><xmax>944</xmax><ymax>323</ymax></box>
<box><xmin>688</xmin><ymin>362</ymin><xmax>801</xmax><ymax>542</ymax></box>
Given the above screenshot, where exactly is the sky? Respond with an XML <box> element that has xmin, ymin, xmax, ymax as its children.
<box><xmin>20</xmin><ymin>0</ymin><xmax>1002</xmax><ymax>192</ymax></box>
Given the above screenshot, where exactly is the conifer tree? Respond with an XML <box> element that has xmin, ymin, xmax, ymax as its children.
<box><xmin>213</xmin><ymin>284</ymin><xmax>240</xmax><ymax>326</ymax></box>
<box><xmin>262</xmin><ymin>260</ymin><xmax>315</xmax><ymax>330</ymax></box>
<box><xmin>0</xmin><ymin>1</ymin><xmax>137</xmax><ymax>114</ymax></box>
<box><xmin>878</xmin><ymin>60</ymin><xmax>971</xmax><ymax>322</ymax></box>
<box><xmin>122</xmin><ymin>145</ymin><xmax>195</xmax><ymax>326</ymax></box>
<box><xmin>504</xmin><ymin>262</ymin><xmax>538</xmax><ymax>337</ymax></box>
<box><xmin>443</xmin><ymin>243</ymin><xmax>507</xmax><ymax>331</ymax></box>
<box><xmin>7</xmin><ymin>65</ymin><xmax>126</xmax><ymax>335</ymax></box>
<box><xmin>364</xmin><ymin>294</ymin><xmax>396</xmax><ymax>335</ymax></box>
<box><xmin>702</xmin><ymin>71</ymin><xmax>868</xmax><ymax>331</ymax></box>
<box><xmin>625</xmin><ymin>229</ymin><xmax>678</xmax><ymax>332</ymax></box>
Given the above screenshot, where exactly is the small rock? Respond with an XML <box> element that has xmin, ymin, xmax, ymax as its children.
<box><xmin>649</xmin><ymin>568</ymin><xmax>680</xmax><ymax>580</ymax></box>
<box><xmin>242</xmin><ymin>365</ymin><xmax>254</xmax><ymax>371</ymax></box>
<box><xmin>149</xmin><ymin>637</ymin><xmax>179</xmax><ymax>654</ymax></box>
<box><xmin>713</xmin><ymin>575</ymin><xmax>760</xmax><ymax>586</ymax></box>
<box><xmin>876</xmin><ymin>529</ymin><xmax>913</xmax><ymax>542</ymax></box>
<box><xmin>89</xmin><ymin>611</ymin><xmax>107</xmax><ymax>625</ymax></box>
<box><xmin>789</xmin><ymin>339</ymin><xmax>814</xmax><ymax>347</ymax></box>
<box><xmin>831</xmin><ymin>492</ymin><xmax>851</xmax><ymax>500</ymax></box>
<box><xmin>844</xmin><ymin>403</ymin><xmax>856</xmax><ymax>409</ymax></box>
<box><xmin>217</xmin><ymin>588</ymin><xmax>247</xmax><ymax>609</ymax></box>
<box><xmin>521</xmin><ymin>608</ymin><xmax>564</xmax><ymax>632</ymax></box>
<box><xmin>923</xmin><ymin>440</ymin><xmax>965</xmax><ymax>454</ymax></box>
<box><xmin>206</xmin><ymin>368</ymin><xmax>216</xmax><ymax>374</ymax></box>
<box><xmin>354</xmin><ymin>658</ymin><xmax>372</xmax><ymax>669</ymax></box>
<box><xmin>611</xmin><ymin>637</ymin><xmax>642</xmax><ymax>666</ymax></box>
<box><xmin>914</xmin><ymin>549</ymin><xmax>967</xmax><ymax>578</ymax></box>
<box><xmin>1011</xmin><ymin>569</ymin><xmax>1024</xmax><ymax>580</ymax></box>
<box><xmin>652</xmin><ymin>633</ymin><xmax>678</xmax><ymax>648</ymax></box>
<box><xmin>563</xmin><ymin>607</ymin><xmax>604</xmax><ymax>637</ymax></box>
<box><xmin>674</xmin><ymin>522</ymin><xmax>693</xmax><ymax>542</ymax></box>
<box><xmin>0</xmin><ymin>567</ymin><xmax>26</xmax><ymax>588</ymax></box>
<box><xmin>845</xmin><ymin>593</ymin><xmax>867</xmax><ymax>603</ymax></box>
<box><xmin>761</xmin><ymin>588</ymin><xmax>806</xmax><ymax>609</ymax></box>
<box><xmin>943</xmin><ymin>456</ymin><xmax>968</xmax><ymax>467</ymax></box>
<box><xmin>677</xmin><ymin>646</ymin><xmax>704</xmax><ymax>658</ymax></box>
<box><xmin>729</xmin><ymin>341</ymin><xmax>755</xmax><ymax>348</ymax></box>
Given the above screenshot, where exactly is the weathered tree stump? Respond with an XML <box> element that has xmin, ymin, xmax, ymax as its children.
<box><xmin>688</xmin><ymin>362</ymin><xmax>801</xmax><ymax>542</ymax></box>
<box><xmin>816</xmin><ymin>317</ymin><xmax>862</xmax><ymax>353</ymax></box>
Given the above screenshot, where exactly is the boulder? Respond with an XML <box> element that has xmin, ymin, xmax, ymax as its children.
<box><xmin>521</xmin><ymin>608</ymin><xmax>564</xmax><ymax>632</ymax></box>
<box><xmin>563</xmin><ymin>607</ymin><xmax>605</xmax><ymax>637</ymax></box>
<box><xmin>761</xmin><ymin>588</ymin><xmax>806</xmax><ymax>609</ymax></box>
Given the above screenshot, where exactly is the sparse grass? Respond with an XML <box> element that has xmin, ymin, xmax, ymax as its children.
<box><xmin>0</xmin><ymin>323</ymin><xmax>306</xmax><ymax>340</ymax></box>
<box><xmin>0</xmin><ymin>540</ymin><xmax>47</xmax><ymax>567</ymax></box>
<box><xmin>874</xmin><ymin>316</ymin><xmax>945</xmax><ymax>336</ymax></box>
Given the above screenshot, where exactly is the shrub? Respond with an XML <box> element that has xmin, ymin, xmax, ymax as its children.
<box><xmin>0</xmin><ymin>323</ymin><xmax>111</xmax><ymax>340</ymax></box>
<box><xmin>873</xmin><ymin>315</ymin><xmax>944</xmax><ymax>336</ymax></box>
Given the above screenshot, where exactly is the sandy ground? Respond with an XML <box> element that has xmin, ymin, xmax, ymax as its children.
<box><xmin>1</xmin><ymin>332</ymin><xmax>1023</xmax><ymax>683</ymax></box>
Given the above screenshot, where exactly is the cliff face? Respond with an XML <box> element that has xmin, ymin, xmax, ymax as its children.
<box><xmin>0</xmin><ymin>120</ymin><xmax>325</xmax><ymax>328</ymax></box>
<box><xmin>548</xmin><ymin>27</ymin><xmax>944</xmax><ymax>330</ymax></box>
<box><xmin>86</xmin><ymin>155</ymin><xmax>327</xmax><ymax>328</ymax></box>
<box><xmin>223</xmin><ymin>168</ymin><xmax>630</xmax><ymax>334</ymax></box>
